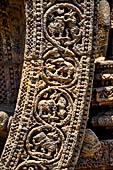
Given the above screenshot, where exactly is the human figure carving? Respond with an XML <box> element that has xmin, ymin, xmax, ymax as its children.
<box><xmin>57</xmin><ymin>96</ymin><xmax>67</xmax><ymax>119</ymax></box>
<box><xmin>46</xmin><ymin>58</ymin><xmax>75</xmax><ymax>81</ymax></box>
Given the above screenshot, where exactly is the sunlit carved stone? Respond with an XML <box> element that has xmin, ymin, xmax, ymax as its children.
<box><xmin>96</xmin><ymin>0</ymin><xmax>110</xmax><ymax>61</ymax></box>
<box><xmin>81</xmin><ymin>129</ymin><xmax>101</xmax><ymax>158</ymax></box>
<box><xmin>0</xmin><ymin>0</ymin><xmax>113</xmax><ymax>169</ymax></box>
<box><xmin>0</xmin><ymin>111</ymin><xmax>8</xmax><ymax>137</ymax></box>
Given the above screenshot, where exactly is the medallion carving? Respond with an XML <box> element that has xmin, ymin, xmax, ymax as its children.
<box><xmin>0</xmin><ymin>0</ymin><xmax>97</xmax><ymax>169</ymax></box>
<box><xmin>44</xmin><ymin>4</ymin><xmax>83</xmax><ymax>46</ymax></box>
<box><xmin>35</xmin><ymin>87</ymin><xmax>73</xmax><ymax>126</ymax></box>
<box><xmin>44</xmin><ymin>3</ymin><xmax>84</xmax><ymax>55</ymax></box>
<box><xmin>26</xmin><ymin>125</ymin><xmax>64</xmax><ymax>163</ymax></box>
<box><xmin>42</xmin><ymin>48</ymin><xmax>79</xmax><ymax>86</ymax></box>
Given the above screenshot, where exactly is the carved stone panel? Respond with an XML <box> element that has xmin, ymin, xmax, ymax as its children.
<box><xmin>0</xmin><ymin>0</ymin><xmax>98</xmax><ymax>169</ymax></box>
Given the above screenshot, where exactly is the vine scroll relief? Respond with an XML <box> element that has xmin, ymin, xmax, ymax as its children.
<box><xmin>0</xmin><ymin>0</ymin><xmax>97</xmax><ymax>169</ymax></box>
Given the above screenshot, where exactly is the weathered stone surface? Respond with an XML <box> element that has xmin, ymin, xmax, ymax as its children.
<box><xmin>91</xmin><ymin>109</ymin><xmax>113</xmax><ymax>128</ymax></box>
<box><xmin>96</xmin><ymin>0</ymin><xmax>110</xmax><ymax>61</ymax></box>
<box><xmin>81</xmin><ymin>129</ymin><xmax>101</xmax><ymax>158</ymax></box>
<box><xmin>75</xmin><ymin>140</ymin><xmax>111</xmax><ymax>169</ymax></box>
<box><xmin>0</xmin><ymin>0</ymin><xmax>97</xmax><ymax>169</ymax></box>
<box><xmin>0</xmin><ymin>0</ymin><xmax>113</xmax><ymax>169</ymax></box>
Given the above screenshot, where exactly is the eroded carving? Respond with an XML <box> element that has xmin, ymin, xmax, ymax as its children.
<box><xmin>42</xmin><ymin>48</ymin><xmax>79</xmax><ymax>86</ymax></box>
<box><xmin>16</xmin><ymin>161</ymin><xmax>45</xmax><ymax>170</ymax></box>
<box><xmin>0</xmin><ymin>0</ymin><xmax>106</xmax><ymax>169</ymax></box>
<box><xmin>81</xmin><ymin>129</ymin><xmax>101</xmax><ymax>158</ymax></box>
<box><xmin>96</xmin><ymin>0</ymin><xmax>110</xmax><ymax>61</ymax></box>
<box><xmin>35</xmin><ymin>88</ymin><xmax>73</xmax><ymax>126</ymax></box>
<box><xmin>26</xmin><ymin>125</ymin><xmax>64</xmax><ymax>163</ymax></box>
<box><xmin>0</xmin><ymin>111</ymin><xmax>8</xmax><ymax>135</ymax></box>
<box><xmin>44</xmin><ymin>3</ymin><xmax>83</xmax><ymax>51</ymax></box>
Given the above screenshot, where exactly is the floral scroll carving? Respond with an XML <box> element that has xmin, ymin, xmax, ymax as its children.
<box><xmin>0</xmin><ymin>0</ymin><xmax>97</xmax><ymax>170</ymax></box>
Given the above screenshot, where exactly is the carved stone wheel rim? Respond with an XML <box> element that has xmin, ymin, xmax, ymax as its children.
<box><xmin>34</xmin><ymin>87</ymin><xmax>74</xmax><ymax>126</ymax></box>
<box><xmin>26</xmin><ymin>125</ymin><xmax>65</xmax><ymax>164</ymax></box>
<box><xmin>0</xmin><ymin>0</ymin><xmax>96</xmax><ymax>169</ymax></box>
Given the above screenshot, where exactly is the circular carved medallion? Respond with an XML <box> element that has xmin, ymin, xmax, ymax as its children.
<box><xmin>44</xmin><ymin>3</ymin><xmax>83</xmax><ymax>49</ymax></box>
<box><xmin>42</xmin><ymin>48</ymin><xmax>79</xmax><ymax>87</ymax></box>
<box><xmin>26</xmin><ymin>126</ymin><xmax>64</xmax><ymax>164</ymax></box>
<box><xmin>34</xmin><ymin>87</ymin><xmax>73</xmax><ymax>126</ymax></box>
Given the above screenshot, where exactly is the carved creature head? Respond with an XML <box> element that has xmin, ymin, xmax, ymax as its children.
<box><xmin>81</xmin><ymin>129</ymin><xmax>101</xmax><ymax>158</ymax></box>
<box><xmin>0</xmin><ymin>111</ymin><xmax>8</xmax><ymax>132</ymax></box>
<box><xmin>57</xmin><ymin>96</ymin><xmax>66</xmax><ymax>109</ymax></box>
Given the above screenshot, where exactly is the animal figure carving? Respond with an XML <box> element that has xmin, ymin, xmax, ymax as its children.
<box><xmin>32</xmin><ymin>131</ymin><xmax>60</xmax><ymax>158</ymax></box>
<box><xmin>38</xmin><ymin>99</ymin><xmax>56</xmax><ymax>116</ymax></box>
<box><xmin>48</xmin><ymin>16</ymin><xmax>65</xmax><ymax>38</ymax></box>
<box><xmin>46</xmin><ymin>58</ymin><xmax>75</xmax><ymax>81</ymax></box>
